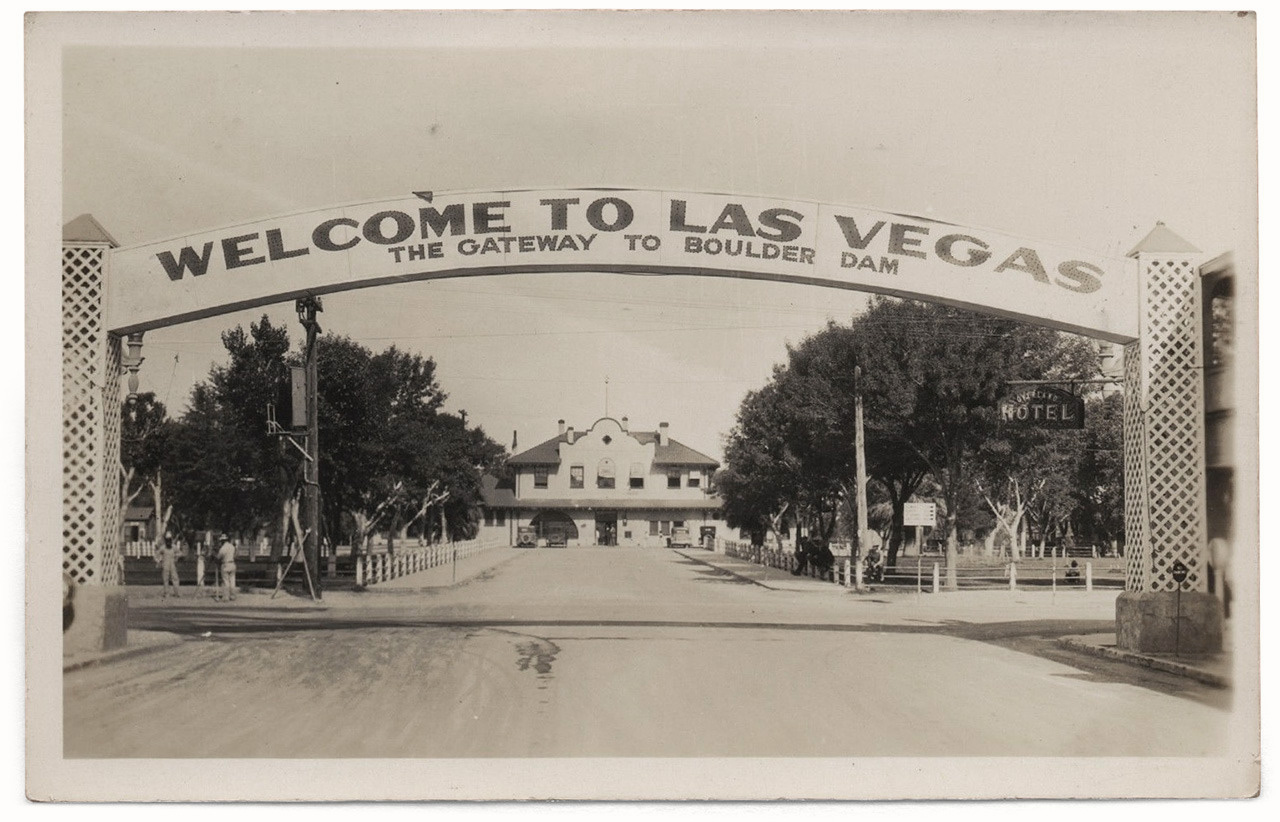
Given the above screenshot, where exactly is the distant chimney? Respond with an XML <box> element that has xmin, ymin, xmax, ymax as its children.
<box><xmin>558</xmin><ymin>419</ymin><xmax>566</xmax><ymax>436</ymax></box>
<box><xmin>512</xmin><ymin>430</ymin><xmax>518</xmax><ymax>450</ymax></box>
<box><xmin>658</xmin><ymin>421</ymin><xmax>669</xmax><ymax>447</ymax></box>
<box><xmin>621</xmin><ymin>416</ymin><xmax>629</xmax><ymax>432</ymax></box>
<box><xmin>566</xmin><ymin>426</ymin><xmax>575</xmax><ymax>443</ymax></box>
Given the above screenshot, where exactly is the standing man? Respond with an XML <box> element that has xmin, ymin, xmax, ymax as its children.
<box><xmin>155</xmin><ymin>533</ymin><xmax>181</xmax><ymax>598</ymax></box>
<box><xmin>216</xmin><ymin>533</ymin><xmax>237</xmax><ymax>602</ymax></box>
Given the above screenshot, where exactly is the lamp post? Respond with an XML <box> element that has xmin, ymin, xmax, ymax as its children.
<box><xmin>296</xmin><ymin>296</ymin><xmax>323</xmax><ymax>598</ymax></box>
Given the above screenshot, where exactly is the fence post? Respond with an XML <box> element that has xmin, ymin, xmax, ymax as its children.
<box><xmin>916</xmin><ymin>557</ymin><xmax>922</xmax><ymax>597</ymax></box>
<box><xmin>932</xmin><ymin>563</ymin><xmax>940</xmax><ymax>594</ymax></box>
<box><xmin>1086</xmin><ymin>561</ymin><xmax>1093</xmax><ymax>592</ymax></box>
<box><xmin>1009</xmin><ymin>562</ymin><xmax>1017</xmax><ymax>591</ymax></box>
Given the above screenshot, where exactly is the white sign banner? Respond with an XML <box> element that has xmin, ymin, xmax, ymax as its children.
<box><xmin>105</xmin><ymin>188</ymin><xmax>1140</xmax><ymax>340</ymax></box>
<box><xmin>903</xmin><ymin>502</ymin><xmax>938</xmax><ymax>528</ymax></box>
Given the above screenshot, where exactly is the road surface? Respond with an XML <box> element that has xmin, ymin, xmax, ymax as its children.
<box><xmin>64</xmin><ymin>547</ymin><xmax>1230</xmax><ymax>757</ymax></box>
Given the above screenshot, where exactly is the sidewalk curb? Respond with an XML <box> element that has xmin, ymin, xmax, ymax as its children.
<box><xmin>1056</xmin><ymin>635</ymin><xmax>1230</xmax><ymax>688</ymax></box>
<box><xmin>675</xmin><ymin>549</ymin><xmax>844</xmax><ymax>593</ymax></box>
<box><xmin>64</xmin><ymin>633</ymin><xmax>186</xmax><ymax>674</ymax></box>
<box><xmin>672</xmin><ymin>549</ymin><xmax>781</xmax><ymax>589</ymax></box>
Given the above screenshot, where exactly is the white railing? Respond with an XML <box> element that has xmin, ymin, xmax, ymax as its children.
<box><xmin>123</xmin><ymin>539</ymin><xmax>157</xmax><ymax>558</ymax></box>
<box><xmin>711</xmin><ymin>538</ymin><xmax>850</xmax><ymax>585</ymax></box>
<box><xmin>123</xmin><ymin>537</ymin><xmax>272</xmax><ymax>559</ymax></box>
<box><xmin>354</xmin><ymin>536</ymin><xmax>504</xmax><ymax>587</ymax></box>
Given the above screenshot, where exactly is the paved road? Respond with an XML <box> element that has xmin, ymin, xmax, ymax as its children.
<box><xmin>64</xmin><ymin>547</ymin><xmax>1230</xmax><ymax>758</ymax></box>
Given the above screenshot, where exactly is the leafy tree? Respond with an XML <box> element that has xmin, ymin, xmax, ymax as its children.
<box><xmin>118</xmin><ymin>391</ymin><xmax>175</xmax><ymax>547</ymax></box>
<box><xmin>718</xmin><ymin>381</ymin><xmax>801</xmax><ymax>549</ymax></box>
<box><xmin>844</xmin><ymin>298</ymin><xmax>1098</xmax><ymax>586</ymax></box>
<box><xmin>1075</xmin><ymin>392</ymin><xmax>1124</xmax><ymax>550</ymax></box>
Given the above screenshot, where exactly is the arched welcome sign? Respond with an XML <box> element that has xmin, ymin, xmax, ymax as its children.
<box><xmin>106</xmin><ymin>188</ymin><xmax>1139</xmax><ymax>342</ymax></box>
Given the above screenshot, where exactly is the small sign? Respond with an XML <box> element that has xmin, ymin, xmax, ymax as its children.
<box><xmin>290</xmin><ymin>366</ymin><xmax>307</xmax><ymax>429</ymax></box>
<box><xmin>1171</xmin><ymin>560</ymin><xmax>1190</xmax><ymax>584</ymax></box>
<box><xmin>999</xmin><ymin>385</ymin><xmax>1085</xmax><ymax>429</ymax></box>
<box><xmin>903</xmin><ymin>502</ymin><xmax>937</xmax><ymax>527</ymax></box>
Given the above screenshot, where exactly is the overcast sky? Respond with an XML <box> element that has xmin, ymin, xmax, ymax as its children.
<box><xmin>57</xmin><ymin>10</ymin><xmax>1257</xmax><ymax>460</ymax></box>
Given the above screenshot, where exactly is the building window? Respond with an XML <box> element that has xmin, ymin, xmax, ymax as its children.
<box><xmin>597</xmin><ymin>458</ymin><xmax>616</xmax><ymax>489</ymax></box>
<box><xmin>660</xmin><ymin>521</ymin><xmax>671</xmax><ymax>536</ymax></box>
<box><xmin>570</xmin><ymin>465</ymin><xmax>584</xmax><ymax>489</ymax></box>
<box><xmin>650</xmin><ymin>520</ymin><xmax>659</xmax><ymax>536</ymax></box>
<box><xmin>496</xmin><ymin>510</ymin><xmax>506</xmax><ymax>526</ymax></box>
<box><xmin>667</xmin><ymin>471</ymin><xmax>681</xmax><ymax>489</ymax></box>
<box><xmin>534</xmin><ymin>467</ymin><xmax>549</xmax><ymax>489</ymax></box>
<box><xmin>484</xmin><ymin>510</ymin><xmax>495</xmax><ymax>526</ymax></box>
<box><xmin>629</xmin><ymin>462</ymin><xmax>645</xmax><ymax>490</ymax></box>
<box><xmin>674</xmin><ymin>520</ymin><xmax>685</xmax><ymax>529</ymax></box>
<box><xmin>630</xmin><ymin>476</ymin><xmax>644</xmax><ymax>489</ymax></box>
<box><xmin>688</xmin><ymin>470</ymin><xmax>701</xmax><ymax>488</ymax></box>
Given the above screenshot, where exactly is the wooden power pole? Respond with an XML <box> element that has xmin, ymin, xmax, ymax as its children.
<box><xmin>297</xmin><ymin>296</ymin><xmax>323</xmax><ymax>599</ymax></box>
<box><xmin>854</xmin><ymin>365</ymin><xmax>870</xmax><ymax>572</ymax></box>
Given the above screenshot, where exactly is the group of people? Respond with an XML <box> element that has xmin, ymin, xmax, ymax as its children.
<box><xmin>151</xmin><ymin>532</ymin><xmax>238</xmax><ymax>601</ymax></box>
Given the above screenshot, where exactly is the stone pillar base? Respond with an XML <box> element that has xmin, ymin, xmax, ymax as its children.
<box><xmin>63</xmin><ymin>585</ymin><xmax>128</xmax><ymax>656</ymax></box>
<box><xmin>1116</xmin><ymin>590</ymin><xmax>1223</xmax><ymax>654</ymax></box>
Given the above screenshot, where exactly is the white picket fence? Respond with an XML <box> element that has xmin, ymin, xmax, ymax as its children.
<box><xmin>354</xmin><ymin>536</ymin><xmax>504</xmax><ymax>587</ymax></box>
<box><xmin>123</xmin><ymin>538</ymin><xmax>271</xmax><ymax>559</ymax></box>
<box><xmin>712</xmin><ymin>538</ymin><xmax>853</xmax><ymax>585</ymax></box>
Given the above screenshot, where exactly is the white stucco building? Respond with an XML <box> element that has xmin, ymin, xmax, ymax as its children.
<box><xmin>479</xmin><ymin>416</ymin><xmax>722</xmax><ymax>547</ymax></box>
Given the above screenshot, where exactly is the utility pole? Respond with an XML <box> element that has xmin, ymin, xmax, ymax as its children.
<box><xmin>297</xmin><ymin>296</ymin><xmax>323</xmax><ymax>598</ymax></box>
<box><xmin>854</xmin><ymin>364</ymin><xmax>870</xmax><ymax>581</ymax></box>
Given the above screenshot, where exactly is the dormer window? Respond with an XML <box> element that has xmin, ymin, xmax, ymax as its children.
<box><xmin>667</xmin><ymin>471</ymin><xmax>681</xmax><ymax>489</ymax></box>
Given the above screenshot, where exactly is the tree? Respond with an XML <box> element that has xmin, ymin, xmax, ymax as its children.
<box><xmin>1075</xmin><ymin>392</ymin><xmax>1124</xmax><ymax>551</ymax></box>
<box><xmin>119</xmin><ymin>392</ymin><xmax>177</xmax><ymax>550</ymax></box>
<box><xmin>718</xmin><ymin>381</ymin><xmax>802</xmax><ymax>550</ymax></box>
<box><xmin>843</xmin><ymin>298</ymin><xmax>1098</xmax><ymax>586</ymax></box>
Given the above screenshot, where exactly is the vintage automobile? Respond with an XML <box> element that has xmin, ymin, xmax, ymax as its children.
<box><xmin>516</xmin><ymin>526</ymin><xmax>537</xmax><ymax>548</ymax></box>
<box><xmin>669</xmin><ymin>526</ymin><xmax>692</xmax><ymax>549</ymax></box>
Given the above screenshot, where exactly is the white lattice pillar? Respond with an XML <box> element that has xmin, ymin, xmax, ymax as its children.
<box><xmin>62</xmin><ymin>216</ymin><xmax>128</xmax><ymax>651</ymax></box>
<box><xmin>1116</xmin><ymin>224</ymin><xmax>1222</xmax><ymax>653</ymax></box>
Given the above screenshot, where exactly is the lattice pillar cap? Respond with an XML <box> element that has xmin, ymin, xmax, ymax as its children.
<box><xmin>63</xmin><ymin>213</ymin><xmax>119</xmax><ymax>247</ymax></box>
<box><xmin>1127</xmin><ymin>222</ymin><xmax>1200</xmax><ymax>257</ymax></box>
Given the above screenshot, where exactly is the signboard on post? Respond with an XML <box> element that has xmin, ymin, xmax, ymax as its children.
<box><xmin>999</xmin><ymin>385</ymin><xmax>1085</xmax><ymax>429</ymax></box>
<box><xmin>903</xmin><ymin>502</ymin><xmax>937</xmax><ymax>528</ymax></box>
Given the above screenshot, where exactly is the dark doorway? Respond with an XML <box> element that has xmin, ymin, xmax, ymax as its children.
<box><xmin>595</xmin><ymin>512</ymin><xmax>618</xmax><ymax>546</ymax></box>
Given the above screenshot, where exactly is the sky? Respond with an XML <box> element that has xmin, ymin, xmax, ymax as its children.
<box><xmin>54</xmin><ymin>10</ymin><xmax>1258</xmax><ymax>462</ymax></box>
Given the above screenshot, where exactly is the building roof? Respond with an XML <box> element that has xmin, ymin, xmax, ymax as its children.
<box><xmin>507</xmin><ymin>428</ymin><xmax>719</xmax><ymax>468</ymax></box>
<box><xmin>63</xmin><ymin>214</ymin><xmax>119</xmax><ymax>247</ymax></box>
<box><xmin>630</xmin><ymin>432</ymin><xmax>720</xmax><ymax>467</ymax></box>
<box><xmin>480</xmin><ymin>474</ymin><xmax>518</xmax><ymax>507</ymax></box>
<box><xmin>124</xmin><ymin>505</ymin><xmax>155</xmax><ymax>521</ymax></box>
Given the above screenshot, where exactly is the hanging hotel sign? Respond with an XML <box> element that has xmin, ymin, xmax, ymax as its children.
<box><xmin>105</xmin><ymin>188</ymin><xmax>1140</xmax><ymax>341</ymax></box>
<box><xmin>999</xmin><ymin>385</ymin><xmax>1086</xmax><ymax>429</ymax></box>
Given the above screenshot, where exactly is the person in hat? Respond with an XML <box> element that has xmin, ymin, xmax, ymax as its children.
<box><xmin>215</xmin><ymin>533</ymin><xmax>237</xmax><ymax>601</ymax></box>
<box><xmin>155</xmin><ymin>532</ymin><xmax>181</xmax><ymax>598</ymax></box>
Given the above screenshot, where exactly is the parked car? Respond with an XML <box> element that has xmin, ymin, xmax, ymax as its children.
<box><xmin>516</xmin><ymin>526</ymin><xmax>537</xmax><ymax>548</ymax></box>
<box><xmin>669</xmin><ymin>526</ymin><xmax>692</xmax><ymax>549</ymax></box>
